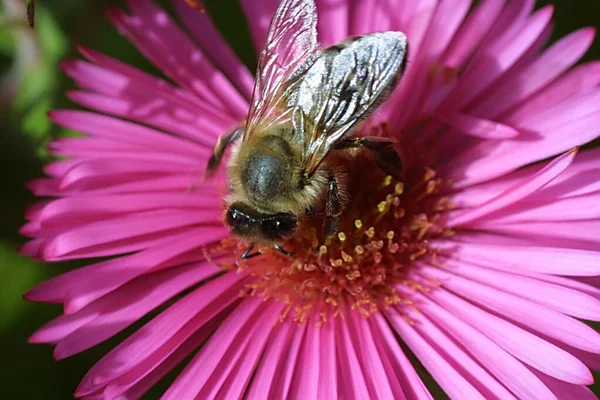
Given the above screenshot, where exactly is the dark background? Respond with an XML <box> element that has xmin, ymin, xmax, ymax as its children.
<box><xmin>0</xmin><ymin>0</ymin><xmax>598</xmax><ymax>398</ymax></box>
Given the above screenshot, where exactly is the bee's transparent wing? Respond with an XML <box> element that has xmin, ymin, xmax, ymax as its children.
<box><xmin>244</xmin><ymin>0</ymin><xmax>319</xmax><ymax>139</ymax></box>
<box><xmin>290</xmin><ymin>32</ymin><xmax>408</xmax><ymax>176</ymax></box>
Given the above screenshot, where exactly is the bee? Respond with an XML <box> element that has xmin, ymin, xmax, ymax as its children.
<box><xmin>205</xmin><ymin>0</ymin><xmax>408</xmax><ymax>258</ymax></box>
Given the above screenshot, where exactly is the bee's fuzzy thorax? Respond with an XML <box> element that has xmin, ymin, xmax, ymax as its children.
<box><xmin>226</xmin><ymin>127</ymin><xmax>327</xmax><ymax>217</ymax></box>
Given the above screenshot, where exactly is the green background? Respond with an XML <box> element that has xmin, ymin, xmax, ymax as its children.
<box><xmin>0</xmin><ymin>0</ymin><xmax>598</xmax><ymax>398</ymax></box>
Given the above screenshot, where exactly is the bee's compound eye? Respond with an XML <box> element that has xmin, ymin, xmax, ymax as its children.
<box><xmin>262</xmin><ymin>213</ymin><xmax>297</xmax><ymax>240</ymax></box>
<box><xmin>226</xmin><ymin>206</ymin><xmax>249</xmax><ymax>229</ymax></box>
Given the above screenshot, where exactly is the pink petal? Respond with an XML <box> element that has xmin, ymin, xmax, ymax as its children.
<box><xmin>162</xmin><ymin>297</ymin><xmax>281</xmax><ymax>399</ymax></box>
<box><xmin>61</xmin><ymin>227</ymin><xmax>227</xmax><ymax>312</ymax></box>
<box><xmin>172</xmin><ymin>0</ymin><xmax>254</xmax><ymax>99</ymax></box>
<box><xmin>33</xmin><ymin>193</ymin><xmax>217</xmax><ymax>232</ymax></box>
<box><xmin>64</xmin><ymin>82</ymin><xmax>227</xmax><ymax>142</ymax></box>
<box><xmin>63</xmin><ymin>56</ymin><xmax>231</xmax><ymax>139</ymax></box>
<box><xmin>507</xmin><ymin>61</ymin><xmax>600</xmax><ymax>122</ymax></box>
<box><xmin>448</xmin><ymin>148</ymin><xmax>576</xmax><ymax>225</ymax></box>
<box><xmin>289</xmin><ymin>311</ymin><xmax>321</xmax><ymax>399</ymax></box>
<box><xmin>488</xmin><ymin>192</ymin><xmax>600</xmax><ymax>223</ymax></box>
<box><xmin>25</xmin><ymin>228</ymin><xmax>226</xmax><ymax>311</ymax></box>
<box><xmin>386</xmin><ymin>0</ymin><xmax>442</xmax><ymax>128</ymax></box>
<box><xmin>105</xmin><ymin>312</ymin><xmax>228</xmax><ymax>400</ymax></box>
<box><xmin>316</xmin><ymin>0</ymin><xmax>349</xmax><ymax>46</ymax></box>
<box><xmin>336</xmin><ymin>317</ymin><xmax>370</xmax><ymax>400</ymax></box>
<box><xmin>535</xmin><ymin>372</ymin><xmax>598</xmax><ymax>400</ymax></box>
<box><xmin>245</xmin><ymin>319</ymin><xmax>297</xmax><ymax>399</ymax></box>
<box><xmin>480</xmin><ymin>220</ymin><xmax>600</xmax><ymax>251</ymax></box>
<box><xmin>441</xmin><ymin>0</ymin><xmax>505</xmax><ymax>69</ymax></box>
<box><xmin>439</xmin><ymin>240</ymin><xmax>600</xmax><ymax>277</ymax></box>
<box><xmin>405</xmin><ymin>290</ymin><xmax>557</xmax><ymax>400</ymax></box>
<box><xmin>390</xmin><ymin>0</ymin><xmax>471</xmax><ymax>128</ymax></box>
<box><xmin>452</xmin><ymin>148</ymin><xmax>600</xmax><ymax>208</ymax></box>
<box><xmin>66</xmin><ymin>90</ymin><xmax>227</xmax><ymax>144</ymax></box>
<box><xmin>202</xmin><ymin>301</ymin><xmax>285</xmax><ymax>400</ymax></box>
<box><xmin>420</xmin><ymin>264</ymin><xmax>600</xmax><ymax>353</ymax></box>
<box><xmin>47</xmin><ymin>138</ymin><xmax>206</xmax><ymax>164</ymax></box>
<box><xmin>477</xmin><ymin>0</ymin><xmax>536</xmax><ymax>52</ymax></box>
<box><xmin>76</xmin><ymin>46</ymin><xmax>210</xmax><ymax>111</ymax></box>
<box><xmin>348</xmin><ymin>0</ymin><xmax>375</xmax><ymax>36</ymax></box>
<box><xmin>448</xmin><ymin>88</ymin><xmax>600</xmax><ymax>187</ymax></box>
<box><xmin>385</xmin><ymin>308</ymin><xmax>488</xmax><ymax>400</ymax></box>
<box><xmin>317</xmin><ymin>317</ymin><xmax>338</xmax><ymax>399</ymax></box>
<box><xmin>438</xmin><ymin>256</ymin><xmax>600</xmax><ymax>320</ymax></box>
<box><xmin>423</xmin><ymin>285</ymin><xmax>593</xmax><ymax>385</ymax></box>
<box><xmin>348</xmin><ymin>311</ymin><xmax>403</xmax><ymax>399</ymax></box>
<box><xmin>76</xmin><ymin>271</ymin><xmax>248</xmax><ymax>395</ymax></box>
<box><xmin>436</xmin><ymin>113</ymin><xmax>519</xmax><ymax>139</ymax></box>
<box><xmin>111</xmin><ymin>1</ymin><xmax>247</xmax><ymax>117</ymax></box>
<box><xmin>41</xmin><ymin>210</ymin><xmax>221</xmax><ymax>261</ymax></box>
<box><xmin>49</xmin><ymin>110</ymin><xmax>214</xmax><ymax>151</ymax></box>
<box><xmin>473</xmin><ymin>27</ymin><xmax>596</xmax><ymax>118</ymax></box>
<box><xmin>238</xmin><ymin>0</ymin><xmax>279</xmax><ymax>52</ymax></box>
<box><xmin>407</xmin><ymin>310</ymin><xmax>517</xmax><ymax>400</ymax></box>
<box><xmin>441</xmin><ymin>5</ymin><xmax>553</xmax><ymax>113</ymax></box>
<box><xmin>371</xmin><ymin>313</ymin><xmax>433</xmax><ymax>400</ymax></box>
<box><xmin>54</xmin><ymin>263</ymin><xmax>219</xmax><ymax>359</ymax></box>
<box><xmin>55</xmin><ymin>159</ymin><xmax>198</xmax><ymax>192</ymax></box>
<box><xmin>269</xmin><ymin>317</ymin><xmax>306</xmax><ymax>399</ymax></box>
<box><xmin>29</xmin><ymin>262</ymin><xmax>217</xmax><ymax>346</ymax></box>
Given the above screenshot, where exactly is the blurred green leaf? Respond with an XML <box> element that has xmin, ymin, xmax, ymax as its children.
<box><xmin>36</xmin><ymin>6</ymin><xmax>67</xmax><ymax>60</ymax></box>
<box><xmin>8</xmin><ymin>5</ymin><xmax>69</xmax><ymax>157</ymax></box>
<box><xmin>0</xmin><ymin>242</ymin><xmax>44</xmax><ymax>333</ymax></box>
<box><xmin>0</xmin><ymin>24</ymin><xmax>16</xmax><ymax>56</ymax></box>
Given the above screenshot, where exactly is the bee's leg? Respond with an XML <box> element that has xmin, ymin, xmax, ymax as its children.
<box><xmin>241</xmin><ymin>243</ymin><xmax>260</xmax><ymax>259</ymax></box>
<box><xmin>336</xmin><ymin>137</ymin><xmax>403</xmax><ymax>181</ymax></box>
<box><xmin>324</xmin><ymin>172</ymin><xmax>343</xmax><ymax>239</ymax></box>
<box><xmin>205</xmin><ymin>127</ymin><xmax>244</xmax><ymax>179</ymax></box>
<box><xmin>274</xmin><ymin>244</ymin><xmax>294</xmax><ymax>257</ymax></box>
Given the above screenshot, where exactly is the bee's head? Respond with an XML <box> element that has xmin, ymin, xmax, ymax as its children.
<box><xmin>226</xmin><ymin>202</ymin><xmax>297</xmax><ymax>242</ymax></box>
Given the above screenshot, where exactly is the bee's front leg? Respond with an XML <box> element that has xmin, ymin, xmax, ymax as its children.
<box><xmin>241</xmin><ymin>243</ymin><xmax>260</xmax><ymax>259</ymax></box>
<box><xmin>324</xmin><ymin>172</ymin><xmax>343</xmax><ymax>240</ymax></box>
<box><xmin>336</xmin><ymin>136</ymin><xmax>403</xmax><ymax>182</ymax></box>
<box><xmin>205</xmin><ymin>127</ymin><xmax>244</xmax><ymax>179</ymax></box>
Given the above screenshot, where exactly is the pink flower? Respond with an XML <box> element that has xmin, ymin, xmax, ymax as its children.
<box><xmin>22</xmin><ymin>0</ymin><xmax>600</xmax><ymax>398</ymax></box>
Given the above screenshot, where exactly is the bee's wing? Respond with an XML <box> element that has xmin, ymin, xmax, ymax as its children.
<box><xmin>244</xmin><ymin>0</ymin><xmax>319</xmax><ymax>139</ymax></box>
<box><xmin>290</xmin><ymin>32</ymin><xmax>408</xmax><ymax>177</ymax></box>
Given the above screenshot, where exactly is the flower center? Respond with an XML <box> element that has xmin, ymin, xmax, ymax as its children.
<box><xmin>211</xmin><ymin>152</ymin><xmax>454</xmax><ymax>322</ymax></box>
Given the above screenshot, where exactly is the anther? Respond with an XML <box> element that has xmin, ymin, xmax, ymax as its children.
<box><xmin>394</xmin><ymin>182</ymin><xmax>404</xmax><ymax>195</ymax></box>
<box><xmin>424</xmin><ymin>167</ymin><xmax>436</xmax><ymax>181</ymax></box>
<box><xmin>426</xmin><ymin>180</ymin><xmax>436</xmax><ymax>194</ymax></box>
<box><xmin>330</xmin><ymin>258</ymin><xmax>343</xmax><ymax>267</ymax></box>
<box><xmin>354</xmin><ymin>219</ymin><xmax>363</xmax><ymax>229</ymax></box>
<box><xmin>346</xmin><ymin>271</ymin><xmax>361</xmax><ymax>280</ymax></box>
<box><xmin>341</xmin><ymin>251</ymin><xmax>354</xmax><ymax>263</ymax></box>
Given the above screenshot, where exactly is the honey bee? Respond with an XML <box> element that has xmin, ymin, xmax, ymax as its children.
<box><xmin>206</xmin><ymin>0</ymin><xmax>408</xmax><ymax>258</ymax></box>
